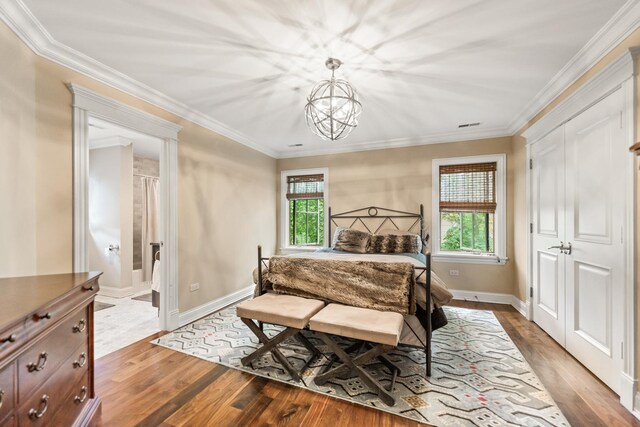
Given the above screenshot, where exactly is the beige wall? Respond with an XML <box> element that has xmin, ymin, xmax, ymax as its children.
<box><xmin>278</xmin><ymin>137</ymin><xmax>516</xmax><ymax>296</ymax></box>
<box><xmin>0</xmin><ymin>21</ymin><xmax>277</xmax><ymax>312</ymax></box>
<box><xmin>0</xmin><ymin>21</ymin><xmax>36</xmax><ymax>277</ymax></box>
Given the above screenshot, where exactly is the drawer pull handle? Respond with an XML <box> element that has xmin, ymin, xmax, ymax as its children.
<box><xmin>0</xmin><ymin>334</ymin><xmax>16</xmax><ymax>344</ymax></box>
<box><xmin>28</xmin><ymin>394</ymin><xmax>49</xmax><ymax>419</ymax></box>
<box><xmin>0</xmin><ymin>389</ymin><xmax>4</xmax><ymax>410</ymax></box>
<box><xmin>73</xmin><ymin>319</ymin><xmax>86</xmax><ymax>333</ymax></box>
<box><xmin>82</xmin><ymin>285</ymin><xmax>95</xmax><ymax>291</ymax></box>
<box><xmin>74</xmin><ymin>386</ymin><xmax>87</xmax><ymax>404</ymax></box>
<box><xmin>73</xmin><ymin>352</ymin><xmax>87</xmax><ymax>368</ymax></box>
<box><xmin>35</xmin><ymin>312</ymin><xmax>52</xmax><ymax>321</ymax></box>
<box><xmin>27</xmin><ymin>351</ymin><xmax>48</xmax><ymax>372</ymax></box>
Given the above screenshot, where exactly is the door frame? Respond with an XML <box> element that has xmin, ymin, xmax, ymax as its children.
<box><xmin>524</xmin><ymin>48</ymin><xmax>639</xmax><ymax>411</ymax></box>
<box><xmin>68</xmin><ymin>83</ymin><xmax>182</xmax><ymax>331</ymax></box>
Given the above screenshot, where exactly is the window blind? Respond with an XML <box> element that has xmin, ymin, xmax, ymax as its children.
<box><xmin>286</xmin><ymin>174</ymin><xmax>324</xmax><ymax>200</ymax></box>
<box><xmin>439</xmin><ymin>162</ymin><xmax>496</xmax><ymax>213</ymax></box>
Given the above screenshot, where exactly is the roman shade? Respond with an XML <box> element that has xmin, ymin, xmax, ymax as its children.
<box><xmin>286</xmin><ymin>174</ymin><xmax>324</xmax><ymax>200</ymax></box>
<box><xmin>439</xmin><ymin>162</ymin><xmax>496</xmax><ymax>213</ymax></box>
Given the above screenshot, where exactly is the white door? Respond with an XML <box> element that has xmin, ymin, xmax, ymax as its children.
<box><xmin>564</xmin><ymin>89</ymin><xmax>625</xmax><ymax>394</ymax></box>
<box><xmin>531</xmin><ymin>126</ymin><xmax>566</xmax><ymax>345</ymax></box>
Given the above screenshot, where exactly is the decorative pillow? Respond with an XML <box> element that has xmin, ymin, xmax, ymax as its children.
<box><xmin>368</xmin><ymin>232</ymin><xmax>422</xmax><ymax>254</ymax></box>
<box><xmin>333</xmin><ymin>228</ymin><xmax>370</xmax><ymax>254</ymax></box>
<box><xmin>377</xmin><ymin>229</ymin><xmax>424</xmax><ymax>252</ymax></box>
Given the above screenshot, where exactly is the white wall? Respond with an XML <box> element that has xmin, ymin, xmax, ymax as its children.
<box><xmin>89</xmin><ymin>145</ymin><xmax>133</xmax><ymax>295</ymax></box>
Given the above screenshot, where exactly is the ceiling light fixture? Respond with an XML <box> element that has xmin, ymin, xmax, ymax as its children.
<box><xmin>305</xmin><ymin>58</ymin><xmax>362</xmax><ymax>141</ymax></box>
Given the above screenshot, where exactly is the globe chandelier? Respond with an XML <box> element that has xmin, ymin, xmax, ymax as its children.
<box><xmin>305</xmin><ymin>58</ymin><xmax>362</xmax><ymax>141</ymax></box>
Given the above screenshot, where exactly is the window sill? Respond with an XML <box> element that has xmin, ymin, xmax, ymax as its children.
<box><xmin>432</xmin><ymin>252</ymin><xmax>508</xmax><ymax>265</ymax></box>
<box><xmin>279</xmin><ymin>246</ymin><xmax>324</xmax><ymax>255</ymax></box>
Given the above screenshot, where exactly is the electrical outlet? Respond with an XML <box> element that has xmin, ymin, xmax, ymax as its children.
<box><xmin>449</xmin><ymin>269</ymin><xmax>460</xmax><ymax>277</ymax></box>
<box><xmin>189</xmin><ymin>283</ymin><xmax>200</xmax><ymax>292</ymax></box>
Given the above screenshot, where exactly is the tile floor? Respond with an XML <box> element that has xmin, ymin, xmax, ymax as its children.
<box><xmin>94</xmin><ymin>290</ymin><xmax>160</xmax><ymax>359</ymax></box>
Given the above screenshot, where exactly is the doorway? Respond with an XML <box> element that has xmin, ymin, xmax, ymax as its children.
<box><xmin>69</xmin><ymin>83</ymin><xmax>181</xmax><ymax>336</ymax></box>
<box><xmin>531</xmin><ymin>89</ymin><xmax>626</xmax><ymax>394</ymax></box>
<box><xmin>87</xmin><ymin>118</ymin><xmax>163</xmax><ymax>357</ymax></box>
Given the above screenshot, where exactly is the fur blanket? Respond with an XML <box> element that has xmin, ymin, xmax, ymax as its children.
<box><xmin>267</xmin><ymin>256</ymin><xmax>416</xmax><ymax>315</ymax></box>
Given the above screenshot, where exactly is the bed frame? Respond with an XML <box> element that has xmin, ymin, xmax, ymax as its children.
<box><xmin>257</xmin><ymin>204</ymin><xmax>432</xmax><ymax>376</ymax></box>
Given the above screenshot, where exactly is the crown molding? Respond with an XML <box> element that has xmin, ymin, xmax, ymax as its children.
<box><xmin>507</xmin><ymin>0</ymin><xmax>640</xmax><ymax>135</ymax></box>
<box><xmin>0</xmin><ymin>0</ymin><xmax>279</xmax><ymax>158</ymax></box>
<box><xmin>522</xmin><ymin>47</ymin><xmax>640</xmax><ymax>143</ymax></box>
<box><xmin>1</xmin><ymin>0</ymin><xmax>637</xmax><ymax>159</ymax></box>
<box><xmin>276</xmin><ymin>127</ymin><xmax>512</xmax><ymax>158</ymax></box>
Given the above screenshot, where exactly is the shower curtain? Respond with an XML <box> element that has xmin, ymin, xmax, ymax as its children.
<box><xmin>142</xmin><ymin>177</ymin><xmax>159</xmax><ymax>283</ymax></box>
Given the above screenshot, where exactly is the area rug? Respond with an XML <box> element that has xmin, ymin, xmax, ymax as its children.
<box><xmin>153</xmin><ymin>305</ymin><xmax>569</xmax><ymax>426</ymax></box>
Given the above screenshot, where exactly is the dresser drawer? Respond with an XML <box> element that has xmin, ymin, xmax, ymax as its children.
<box><xmin>0</xmin><ymin>322</ymin><xmax>24</xmax><ymax>362</ymax></box>
<box><xmin>18</xmin><ymin>306</ymin><xmax>88</xmax><ymax>402</ymax></box>
<box><xmin>49</xmin><ymin>375</ymin><xmax>91</xmax><ymax>427</ymax></box>
<box><xmin>0</xmin><ymin>364</ymin><xmax>15</xmax><ymax>423</ymax></box>
<box><xmin>0</xmin><ymin>414</ymin><xmax>16</xmax><ymax>427</ymax></box>
<box><xmin>18</xmin><ymin>369</ymin><xmax>89</xmax><ymax>427</ymax></box>
<box><xmin>23</xmin><ymin>281</ymin><xmax>97</xmax><ymax>343</ymax></box>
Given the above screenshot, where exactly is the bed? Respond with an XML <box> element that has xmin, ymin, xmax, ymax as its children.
<box><xmin>255</xmin><ymin>205</ymin><xmax>452</xmax><ymax>376</ymax></box>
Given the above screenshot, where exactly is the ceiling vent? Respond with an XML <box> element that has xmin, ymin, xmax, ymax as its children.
<box><xmin>458</xmin><ymin>122</ymin><xmax>481</xmax><ymax>128</ymax></box>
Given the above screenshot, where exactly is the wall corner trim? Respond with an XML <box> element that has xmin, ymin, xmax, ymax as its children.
<box><xmin>178</xmin><ymin>285</ymin><xmax>254</xmax><ymax>328</ymax></box>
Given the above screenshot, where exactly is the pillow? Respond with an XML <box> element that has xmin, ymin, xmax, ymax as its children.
<box><xmin>377</xmin><ymin>229</ymin><xmax>424</xmax><ymax>252</ymax></box>
<box><xmin>333</xmin><ymin>227</ymin><xmax>370</xmax><ymax>254</ymax></box>
<box><xmin>368</xmin><ymin>231</ymin><xmax>422</xmax><ymax>254</ymax></box>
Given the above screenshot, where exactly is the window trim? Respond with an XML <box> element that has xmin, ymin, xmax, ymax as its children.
<box><xmin>431</xmin><ymin>154</ymin><xmax>507</xmax><ymax>265</ymax></box>
<box><xmin>281</xmin><ymin>167</ymin><xmax>329</xmax><ymax>254</ymax></box>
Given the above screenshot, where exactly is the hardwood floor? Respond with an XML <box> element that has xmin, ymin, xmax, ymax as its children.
<box><xmin>95</xmin><ymin>301</ymin><xmax>639</xmax><ymax>427</ymax></box>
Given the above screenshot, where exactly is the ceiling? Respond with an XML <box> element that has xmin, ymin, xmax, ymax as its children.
<box><xmin>88</xmin><ymin>117</ymin><xmax>161</xmax><ymax>160</ymax></box>
<box><xmin>19</xmin><ymin>0</ymin><xmax>631</xmax><ymax>156</ymax></box>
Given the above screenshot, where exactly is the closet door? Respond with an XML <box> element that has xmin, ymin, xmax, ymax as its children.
<box><xmin>531</xmin><ymin>126</ymin><xmax>566</xmax><ymax>345</ymax></box>
<box><xmin>564</xmin><ymin>89</ymin><xmax>625</xmax><ymax>393</ymax></box>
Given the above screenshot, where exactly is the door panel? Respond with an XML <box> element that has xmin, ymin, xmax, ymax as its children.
<box><xmin>537</xmin><ymin>251</ymin><xmax>559</xmax><ymax>318</ymax></box>
<box><xmin>565</xmin><ymin>88</ymin><xmax>624</xmax><ymax>394</ymax></box>
<box><xmin>531</xmin><ymin>126</ymin><xmax>565</xmax><ymax>344</ymax></box>
<box><xmin>574</xmin><ymin>261</ymin><xmax>612</xmax><ymax>356</ymax></box>
<box><xmin>573</xmin><ymin>117</ymin><xmax>612</xmax><ymax>243</ymax></box>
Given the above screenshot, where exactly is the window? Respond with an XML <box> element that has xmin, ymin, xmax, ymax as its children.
<box><xmin>432</xmin><ymin>155</ymin><xmax>506</xmax><ymax>264</ymax></box>
<box><xmin>281</xmin><ymin>168</ymin><xmax>328</xmax><ymax>251</ymax></box>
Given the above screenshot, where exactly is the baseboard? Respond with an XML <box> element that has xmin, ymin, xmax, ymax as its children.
<box><xmin>451</xmin><ymin>290</ymin><xmax>528</xmax><ymax>319</ymax></box>
<box><xmin>511</xmin><ymin>296</ymin><xmax>530</xmax><ymax>320</ymax></box>
<box><xmin>451</xmin><ymin>289</ymin><xmax>513</xmax><ymax>305</ymax></box>
<box><xmin>633</xmin><ymin>388</ymin><xmax>640</xmax><ymax>420</ymax></box>
<box><xmin>621</xmin><ymin>372</ymin><xmax>637</xmax><ymax>411</ymax></box>
<box><xmin>178</xmin><ymin>285</ymin><xmax>254</xmax><ymax>327</ymax></box>
<box><xmin>98</xmin><ymin>285</ymin><xmax>134</xmax><ymax>298</ymax></box>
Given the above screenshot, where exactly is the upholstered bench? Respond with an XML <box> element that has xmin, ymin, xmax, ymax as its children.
<box><xmin>309</xmin><ymin>303</ymin><xmax>404</xmax><ymax>406</ymax></box>
<box><xmin>236</xmin><ymin>293</ymin><xmax>324</xmax><ymax>382</ymax></box>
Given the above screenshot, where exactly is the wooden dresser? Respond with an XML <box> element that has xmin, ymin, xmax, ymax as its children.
<box><xmin>0</xmin><ymin>273</ymin><xmax>102</xmax><ymax>426</ymax></box>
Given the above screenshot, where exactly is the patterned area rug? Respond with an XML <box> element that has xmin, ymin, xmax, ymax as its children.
<box><xmin>153</xmin><ymin>306</ymin><xmax>569</xmax><ymax>426</ymax></box>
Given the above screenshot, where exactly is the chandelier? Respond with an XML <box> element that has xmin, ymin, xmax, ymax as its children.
<box><xmin>305</xmin><ymin>58</ymin><xmax>362</xmax><ymax>141</ymax></box>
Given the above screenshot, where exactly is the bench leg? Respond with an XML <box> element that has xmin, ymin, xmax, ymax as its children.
<box><xmin>240</xmin><ymin>318</ymin><xmax>303</xmax><ymax>382</ymax></box>
<box><xmin>314</xmin><ymin>333</ymin><xmax>396</xmax><ymax>406</ymax></box>
<box><xmin>319</xmin><ymin>341</ymin><xmax>362</xmax><ymax>375</ymax></box>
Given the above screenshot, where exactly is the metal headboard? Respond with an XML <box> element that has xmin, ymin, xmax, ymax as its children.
<box><xmin>328</xmin><ymin>204</ymin><xmax>428</xmax><ymax>248</ymax></box>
